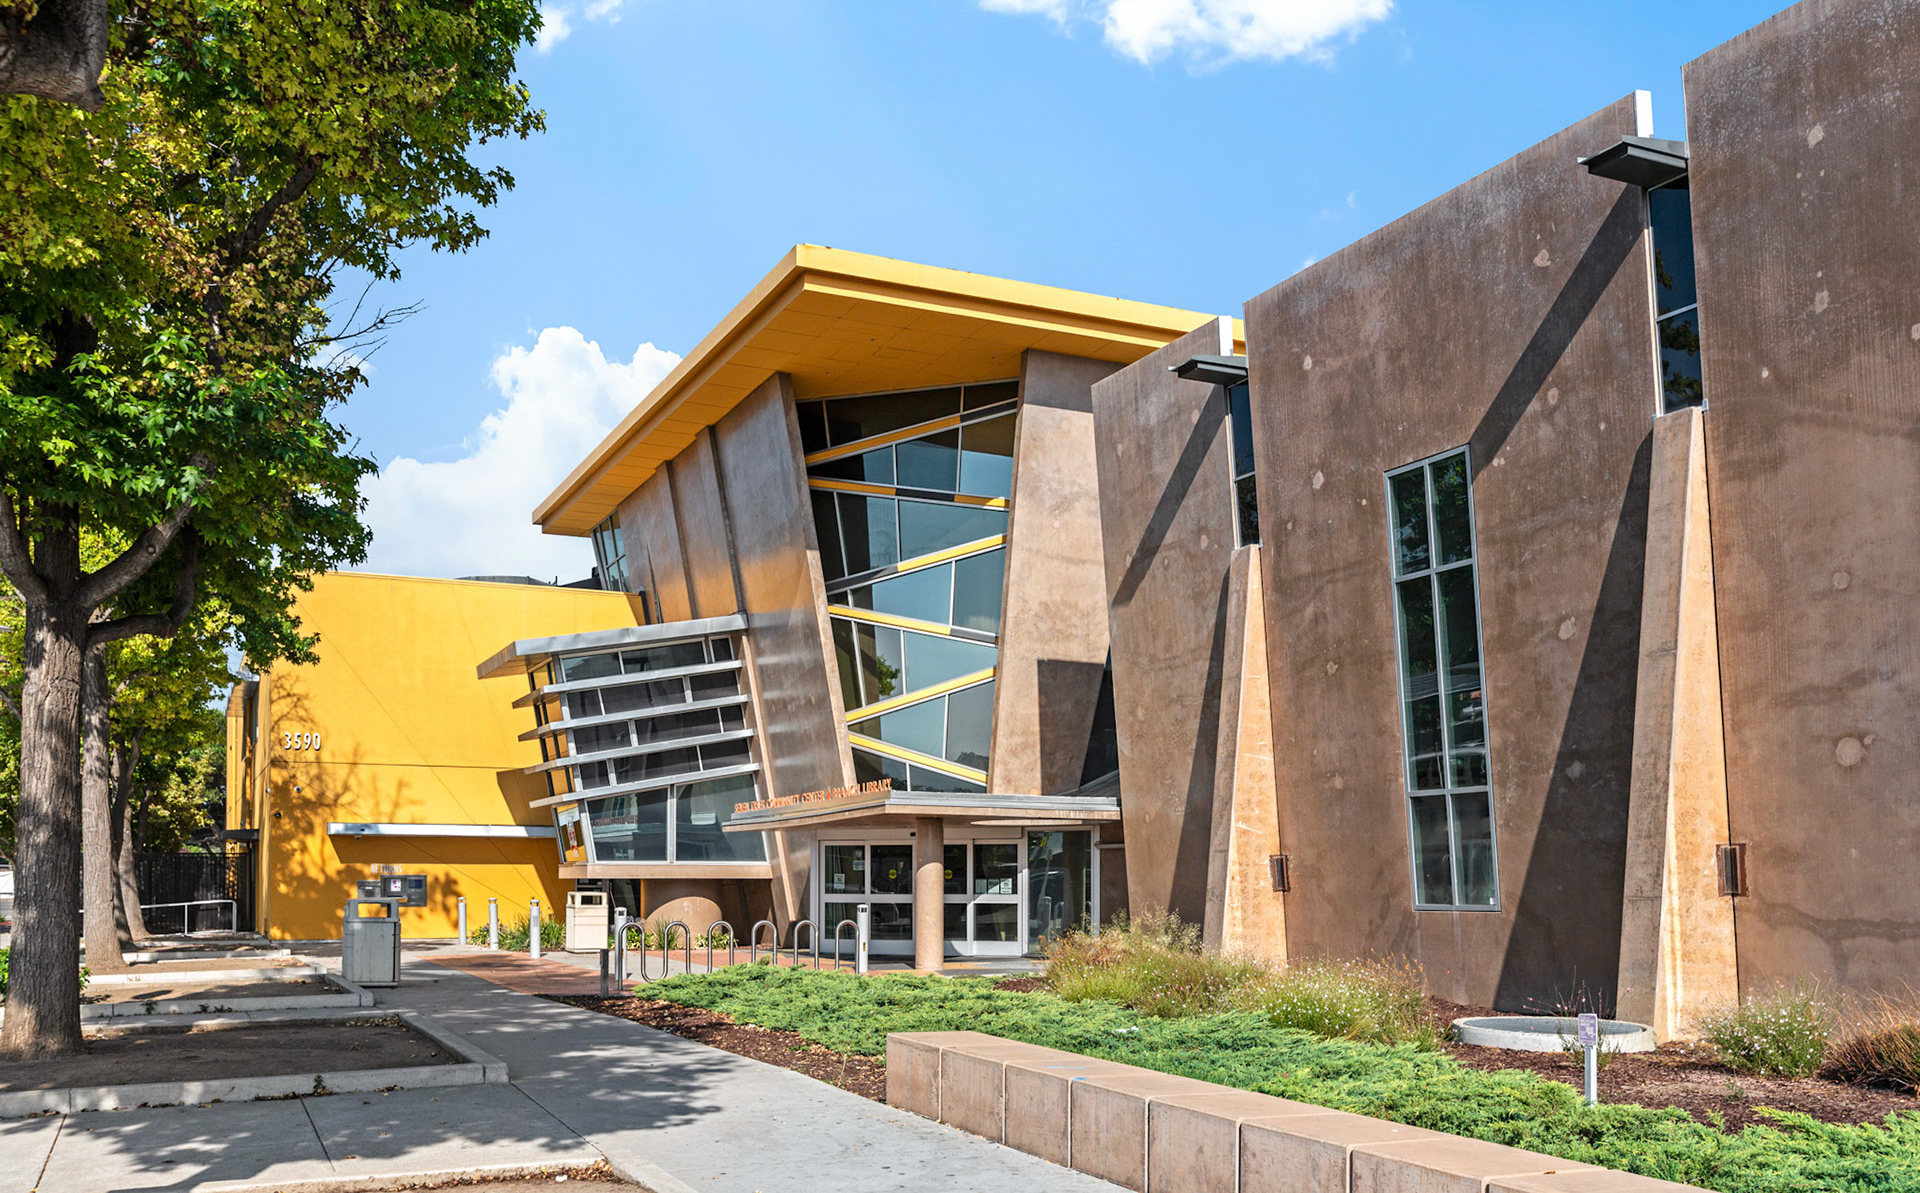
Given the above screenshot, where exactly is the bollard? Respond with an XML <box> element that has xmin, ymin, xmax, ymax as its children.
<box><xmin>530</xmin><ymin>898</ymin><xmax>543</xmax><ymax>960</ymax></box>
<box><xmin>856</xmin><ymin>902</ymin><xmax>871</xmax><ymax>975</ymax></box>
<box><xmin>457</xmin><ymin>896</ymin><xmax>468</xmax><ymax>945</ymax></box>
<box><xmin>487</xmin><ymin>897</ymin><xmax>499</xmax><ymax>950</ymax></box>
<box><xmin>1578</xmin><ymin>1013</ymin><xmax>1600</xmax><ymax>1106</ymax></box>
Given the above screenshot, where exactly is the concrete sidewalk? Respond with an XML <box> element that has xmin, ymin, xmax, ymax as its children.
<box><xmin>14</xmin><ymin>947</ymin><xmax>1118</xmax><ymax>1193</ymax></box>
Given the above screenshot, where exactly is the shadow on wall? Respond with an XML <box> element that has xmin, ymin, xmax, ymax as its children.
<box><xmin>1468</xmin><ymin>189</ymin><xmax>1652</xmax><ymax>1012</ymax></box>
<box><xmin>1493</xmin><ymin>433</ymin><xmax>1651</xmax><ymax>1013</ymax></box>
<box><xmin>1036</xmin><ymin>658</ymin><xmax>1105</xmax><ymax>794</ymax></box>
<box><xmin>1110</xmin><ymin>390</ymin><xmax>1226</xmax><ymax>610</ymax></box>
<box><xmin>266</xmin><ymin>682</ymin><xmax>566</xmax><ymax>942</ymax></box>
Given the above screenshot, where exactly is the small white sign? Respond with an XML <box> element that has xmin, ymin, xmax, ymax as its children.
<box><xmin>1576</xmin><ymin>1013</ymin><xmax>1600</xmax><ymax>1048</ymax></box>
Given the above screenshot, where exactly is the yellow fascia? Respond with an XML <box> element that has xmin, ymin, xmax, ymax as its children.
<box><xmin>847</xmin><ymin>732</ymin><xmax>989</xmax><ymax>783</ymax></box>
<box><xmin>533</xmin><ymin>245</ymin><xmax>1241</xmax><ymax>537</ymax></box>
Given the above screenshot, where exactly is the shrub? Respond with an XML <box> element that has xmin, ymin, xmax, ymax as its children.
<box><xmin>640</xmin><ymin>965</ymin><xmax>1920</xmax><ymax>1193</ymax></box>
<box><xmin>1827</xmin><ymin>990</ymin><xmax>1920</xmax><ymax>1092</ymax></box>
<box><xmin>1699</xmin><ymin>983</ymin><xmax>1835</xmax><ymax>1078</ymax></box>
<box><xmin>1235</xmin><ymin>957</ymin><xmax>1435</xmax><ymax>1047</ymax></box>
<box><xmin>467</xmin><ymin>914</ymin><xmax>564</xmax><ymax>953</ymax></box>
<box><xmin>0</xmin><ymin>947</ymin><xmax>7</xmax><ymax>996</ymax></box>
<box><xmin>1042</xmin><ymin>910</ymin><xmax>1267</xmax><ymax>1018</ymax></box>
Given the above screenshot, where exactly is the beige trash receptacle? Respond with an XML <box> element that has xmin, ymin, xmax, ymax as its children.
<box><xmin>565</xmin><ymin>888</ymin><xmax>608</xmax><ymax>952</ymax></box>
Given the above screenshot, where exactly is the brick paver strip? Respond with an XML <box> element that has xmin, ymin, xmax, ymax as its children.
<box><xmin>425</xmin><ymin>952</ymin><xmax>622</xmax><ymax>995</ymax></box>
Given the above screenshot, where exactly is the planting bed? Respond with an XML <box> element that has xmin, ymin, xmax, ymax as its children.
<box><xmin>0</xmin><ymin>1019</ymin><xmax>455</xmax><ymax>1091</ymax></box>
<box><xmin>552</xmin><ymin>995</ymin><xmax>885</xmax><ymax>1099</ymax></box>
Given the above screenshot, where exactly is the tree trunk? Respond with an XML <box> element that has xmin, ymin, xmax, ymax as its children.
<box><xmin>0</xmin><ymin>596</ymin><xmax>87</xmax><ymax>1056</ymax></box>
<box><xmin>112</xmin><ymin>739</ymin><xmax>148</xmax><ymax>941</ymax></box>
<box><xmin>80</xmin><ymin>643</ymin><xmax>126</xmax><ymax>973</ymax></box>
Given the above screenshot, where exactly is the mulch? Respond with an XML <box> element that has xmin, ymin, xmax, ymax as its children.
<box><xmin>551</xmin><ymin>996</ymin><xmax>887</xmax><ymax>1101</ymax></box>
<box><xmin>1422</xmin><ymin>996</ymin><xmax>1920</xmax><ymax>1129</ymax></box>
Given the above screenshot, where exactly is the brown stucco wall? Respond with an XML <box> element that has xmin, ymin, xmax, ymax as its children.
<box><xmin>1685</xmin><ymin>0</ymin><xmax>1920</xmax><ymax>996</ymax></box>
<box><xmin>1092</xmin><ymin>317</ymin><xmax>1239</xmax><ymax>925</ymax></box>
<box><xmin>1246</xmin><ymin>98</ymin><xmax>1658</xmax><ymax>1009</ymax></box>
<box><xmin>990</xmin><ymin>349</ymin><xmax>1119</xmax><ymax>797</ymax></box>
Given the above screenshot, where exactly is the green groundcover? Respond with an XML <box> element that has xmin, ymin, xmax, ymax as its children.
<box><xmin>643</xmin><ymin>966</ymin><xmax>1920</xmax><ymax>1193</ymax></box>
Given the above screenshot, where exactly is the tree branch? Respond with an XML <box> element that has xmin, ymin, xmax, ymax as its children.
<box><xmin>75</xmin><ymin>459</ymin><xmax>207</xmax><ymax>610</ymax></box>
<box><xmin>222</xmin><ymin>154</ymin><xmax>324</xmax><ymax>275</ymax></box>
<box><xmin>88</xmin><ymin>527</ymin><xmax>199</xmax><ymax>647</ymax></box>
<box><xmin>0</xmin><ymin>683</ymin><xmax>18</xmax><ymax>722</ymax></box>
<box><xmin>0</xmin><ymin>487</ymin><xmax>49</xmax><ymax>604</ymax></box>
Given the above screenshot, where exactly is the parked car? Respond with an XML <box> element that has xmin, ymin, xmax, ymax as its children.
<box><xmin>0</xmin><ymin>857</ymin><xmax>13</xmax><ymax>928</ymax></box>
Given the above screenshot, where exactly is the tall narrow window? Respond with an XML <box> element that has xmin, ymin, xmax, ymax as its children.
<box><xmin>1648</xmin><ymin>179</ymin><xmax>1703</xmax><ymax>413</ymax></box>
<box><xmin>1227</xmin><ymin>381</ymin><xmax>1259</xmax><ymax>545</ymax></box>
<box><xmin>591</xmin><ymin>515</ymin><xmax>629</xmax><ymax>593</ymax></box>
<box><xmin>1385</xmin><ymin>451</ymin><xmax>1497</xmax><ymax>910</ymax></box>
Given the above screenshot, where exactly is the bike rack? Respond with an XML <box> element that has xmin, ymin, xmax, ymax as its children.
<box><xmin>831</xmin><ymin>919</ymin><xmax>857</xmax><ymax>971</ymax></box>
<box><xmin>748</xmin><ymin>919</ymin><xmax>777</xmax><ymax>965</ymax></box>
<box><xmin>623</xmin><ymin>919</ymin><xmax>651</xmax><ymax>983</ymax></box>
<box><xmin>705</xmin><ymin>919</ymin><xmax>736</xmax><ymax>970</ymax></box>
<box><xmin>789</xmin><ymin>919</ymin><xmax>819</xmax><ymax>970</ymax></box>
<box><xmin>661</xmin><ymin>920</ymin><xmax>692</xmax><ymax>976</ymax></box>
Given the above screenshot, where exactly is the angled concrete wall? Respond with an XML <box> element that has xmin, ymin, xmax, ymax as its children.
<box><xmin>1616</xmin><ymin>408</ymin><xmax>1737</xmax><ymax>1040</ymax></box>
<box><xmin>1092</xmin><ymin>317</ymin><xmax>1239</xmax><ymax>926</ymax></box>
<box><xmin>990</xmin><ymin>349</ymin><xmax>1118</xmax><ymax>797</ymax></box>
<box><xmin>1245</xmin><ymin>98</ymin><xmax>1658</xmax><ymax>1008</ymax></box>
<box><xmin>615</xmin><ymin>469</ymin><xmax>690</xmax><ymax>622</ymax></box>
<box><xmin>1685</xmin><ymin>0</ymin><xmax>1920</xmax><ymax>996</ymax></box>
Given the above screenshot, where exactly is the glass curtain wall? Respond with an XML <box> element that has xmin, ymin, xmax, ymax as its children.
<box><xmin>1385</xmin><ymin>451</ymin><xmax>1498</xmax><ymax>910</ymax></box>
<box><xmin>798</xmin><ymin>381</ymin><xmax>1017</xmax><ymax>792</ymax></box>
<box><xmin>531</xmin><ymin>634</ymin><xmax>765</xmax><ymax>864</ymax></box>
<box><xmin>590</xmin><ymin>515</ymin><xmax>630</xmax><ymax>593</ymax></box>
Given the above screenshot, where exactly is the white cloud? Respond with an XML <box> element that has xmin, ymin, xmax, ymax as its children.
<box><xmin>982</xmin><ymin>0</ymin><xmax>1392</xmax><ymax>66</ymax></box>
<box><xmin>359</xmin><ymin>328</ymin><xmax>680</xmax><ymax>582</ymax></box>
<box><xmin>534</xmin><ymin>3</ymin><xmax>573</xmax><ymax>52</ymax></box>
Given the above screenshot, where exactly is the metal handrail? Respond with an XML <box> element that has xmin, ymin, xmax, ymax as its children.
<box><xmin>788</xmin><ymin>919</ymin><xmax>819</xmax><ymax>970</ymax></box>
<box><xmin>140</xmin><ymin>898</ymin><xmax>236</xmax><ymax>934</ymax></box>
<box><xmin>832</xmin><ymin>918</ymin><xmax>856</xmax><ymax>971</ymax></box>
<box><xmin>748</xmin><ymin>919</ymin><xmax>777</xmax><ymax>965</ymax></box>
<box><xmin>662</xmin><ymin>920</ymin><xmax>692</xmax><ymax>977</ymax></box>
<box><xmin>705</xmin><ymin>920</ymin><xmax>736</xmax><ymax>970</ymax></box>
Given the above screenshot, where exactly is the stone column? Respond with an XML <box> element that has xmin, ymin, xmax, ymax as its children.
<box><xmin>913</xmin><ymin>817</ymin><xmax>946</xmax><ymax>972</ymax></box>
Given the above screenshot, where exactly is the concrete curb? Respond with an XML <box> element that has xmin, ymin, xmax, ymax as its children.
<box><xmin>69</xmin><ymin>972</ymin><xmax>373</xmax><ymax>1020</ymax></box>
<box><xmin>87</xmin><ymin>963</ymin><xmax>327</xmax><ymax>985</ymax></box>
<box><xmin>193</xmin><ymin>1158</ymin><xmax>614</xmax><ymax>1193</ymax></box>
<box><xmin>0</xmin><ymin>1006</ymin><xmax>508</xmax><ymax>1119</ymax></box>
<box><xmin>120</xmin><ymin>947</ymin><xmax>293</xmax><ymax>964</ymax></box>
<box><xmin>84</xmin><ymin>1006</ymin><xmax>389</xmax><ymax>1036</ymax></box>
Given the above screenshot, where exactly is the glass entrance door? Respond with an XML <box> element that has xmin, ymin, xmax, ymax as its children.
<box><xmin>821</xmin><ymin>842</ymin><xmax>915</xmax><ymax>956</ymax></box>
<box><xmin>944</xmin><ymin>841</ymin><xmax>1021</xmax><ymax>957</ymax></box>
<box><xmin>1027</xmin><ymin>830</ymin><xmax>1093</xmax><ymax>952</ymax></box>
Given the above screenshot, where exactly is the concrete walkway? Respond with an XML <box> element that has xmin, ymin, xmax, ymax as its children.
<box><xmin>12</xmin><ymin>946</ymin><xmax>1118</xmax><ymax>1193</ymax></box>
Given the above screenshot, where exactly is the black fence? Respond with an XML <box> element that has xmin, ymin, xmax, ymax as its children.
<box><xmin>135</xmin><ymin>848</ymin><xmax>255</xmax><ymax>934</ymax></box>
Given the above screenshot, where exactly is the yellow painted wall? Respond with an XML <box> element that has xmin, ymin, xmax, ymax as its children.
<box><xmin>237</xmin><ymin>572</ymin><xmax>645</xmax><ymax>941</ymax></box>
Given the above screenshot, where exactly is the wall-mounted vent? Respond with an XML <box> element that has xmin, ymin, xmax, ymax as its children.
<box><xmin>1716</xmin><ymin>843</ymin><xmax>1750</xmax><ymax>897</ymax></box>
<box><xmin>1269</xmin><ymin>854</ymin><xmax>1292</xmax><ymax>894</ymax></box>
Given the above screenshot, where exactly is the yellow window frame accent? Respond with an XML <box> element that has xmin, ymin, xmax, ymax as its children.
<box><xmin>803</xmin><ymin>414</ymin><xmax>966</xmax><ymax>466</ymax></box>
<box><xmin>807</xmin><ymin>477</ymin><xmax>1008</xmax><ymax>509</ymax></box>
<box><xmin>828</xmin><ymin>606</ymin><xmax>957</xmax><ymax>638</ymax></box>
<box><xmin>847</xmin><ymin>733</ymin><xmax>990</xmax><ymax>784</ymax></box>
<box><xmin>844</xmin><ymin>666</ymin><xmax>994</xmax><ymax>722</ymax></box>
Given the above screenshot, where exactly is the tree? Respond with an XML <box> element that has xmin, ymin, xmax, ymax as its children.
<box><xmin>0</xmin><ymin>0</ymin><xmax>109</xmax><ymax>109</ymax></box>
<box><xmin>0</xmin><ymin>0</ymin><xmax>543</xmax><ymax>1056</ymax></box>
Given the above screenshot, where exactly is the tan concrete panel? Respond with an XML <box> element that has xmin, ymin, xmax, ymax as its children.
<box><xmin>885</xmin><ymin>1034</ymin><xmax>944</xmax><ymax>1119</ymax></box>
<box><xmin>712</xmin><ymin>373</ymin><xmax>855</xmax><ymax>917</ymax></box>
<box><xmin>1068</xmin><ymin>1070</ymin><xmax>1218</xmax><ymax>1190</ymax></box>
<box><xmin>1146</xmin><ymin>1091</ymin><xmax>1323</xmax><ymax>1193</ymax></box>
<box><xmin>1202</xmin><ymin>545</ymin><xmax>1288</xmax><ymax>962</ymax></box>
<box><xmin>1003</xmin><ymin>1054</ymin><xmax>1132</xmax><ymax>1166</ymax></box>
<box><xmin>1239</xmin><ymin>1111</ymin><xmax>1445</xmax><ymax>1193</ymax></box>
<box><xmin>669</xmin><ymin>430</ymin><xmax>743</xmax><ymax>619</ymax></box>
<box><xmin>1246</xmin><ymin>98</ymin><xmax>1655</xmax><ymax>1008</ymax></box>
<box><xmin>615</xmin><ymin>469</ymin><xmax>692</xmax><ymax>621</ymax></box>
<box><xmin>1352</xmin><ymin>1138</ymin><xmax>1592</xmax><ymax>1193</ymax></box>
<box><xmin>1684</xmin><ymin>0</ymin><xmax>1920</xmax><ymax>996</ymax></box>
<box><xmin>1615</xmin><ymin>409</ymin><xmax>1737</xmax><ymax>1039</ymax></box>
<box><xmin>1092</xmin><ymin>318</ymin><xmax>1238</xmax><ymax>925</ymax></box>
<box><xmin>990</xmin><ymin>349</ymin><xmax>1119</xmax><ymax>796</ymax></box>
<box><xmin>1491</xmin><ymin>1170</ymin><xmax>1711</xmax><ymax>1193</ymax></box>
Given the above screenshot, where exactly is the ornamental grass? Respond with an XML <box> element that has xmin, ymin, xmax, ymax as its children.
<box><xmin>1697</xmin><ymin>983</ymin><xmax>1836</xmax><ymax>1078</ymax></box>
<box><xmin>1826</xmin><ymin>989</ymin><xmax>1920</xmax><ymax>1093</ymax></box>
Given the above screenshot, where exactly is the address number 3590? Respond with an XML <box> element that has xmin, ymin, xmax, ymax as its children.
<box><xmin>282</xmin><ymin>731</ymin><xmax>322</xmax><ymax>751</ymax></box>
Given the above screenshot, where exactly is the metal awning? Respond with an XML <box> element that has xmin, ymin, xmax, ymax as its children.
<box><xmin>1580</xmin><ymin>136</ymin><xmax>1689</xmax><ymax>189</ymax></box>
<box><xmin>724</xmin><ymin>788</ymin><xmax>1121</xmax><ymax>832</ymax></box>
<box><xmin>476</xmin><ymin>613</ymin><xmax>748</xmax><ymax>679</ymax></box>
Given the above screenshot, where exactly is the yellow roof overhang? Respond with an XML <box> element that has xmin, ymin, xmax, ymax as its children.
<box><xmin>533</xmin><ymin>245</ymin><xmax>1243</xmax><ymax>537</ymax></box>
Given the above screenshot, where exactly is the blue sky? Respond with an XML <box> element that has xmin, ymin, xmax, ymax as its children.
<box><xmin>346</xmin><ymin>0</ymin><xmax>1784</xmax><ymax>582</ymax></box>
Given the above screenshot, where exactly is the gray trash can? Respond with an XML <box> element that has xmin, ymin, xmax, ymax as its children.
<box><xmin>342</xmin><ymin>897</ymin><xmax>401</xmax><ymax>987</ymax></box>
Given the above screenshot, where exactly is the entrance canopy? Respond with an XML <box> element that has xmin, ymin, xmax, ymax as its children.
<box><xmin>724</xmin><ymin>787</ymin><xmax>1119</xmax><ymax>833</ymax></box>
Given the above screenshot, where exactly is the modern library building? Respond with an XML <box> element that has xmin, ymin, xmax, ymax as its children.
<box><xmin>231</xmin><ymin>0</ymin><xmax>1920</xmax><ymax>1038</ymax></box>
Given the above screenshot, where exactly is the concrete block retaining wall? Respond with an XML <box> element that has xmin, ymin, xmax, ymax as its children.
<box><xmin>885</xmin><ymin>1031</ymin><xmax>1708</xmax><ymax>1193</ymax></box>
